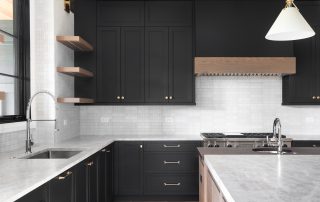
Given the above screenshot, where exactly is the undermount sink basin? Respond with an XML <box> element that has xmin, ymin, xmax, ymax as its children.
<box><xmin>22</xmin><ymin>148</ymin><xmax>82</xmax><ymax>159</ymax></box>
<box><xmin>252</xmin><ymin>147</ymin><xmax>294</xmax><ymax>154</ymax></box>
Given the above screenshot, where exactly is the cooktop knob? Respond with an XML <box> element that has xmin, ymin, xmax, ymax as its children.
<box><xmin>208</xmin><ymin>144</ymin><xmax>214</xmax><ymax>148</ymax></box>
<box><xmin>227</xmin><ymin>144</ymin><xmax>232</xmax><ymax>148</ymax></box>
<box><xmin>283</xmin><ymin>144</ymin><xmax>288</xmax><ymax>147</ymax></box>
<box><xmin>214</xmin><ymin>144</ymin><xmax>220</xmax><ymax>147</ymax></box>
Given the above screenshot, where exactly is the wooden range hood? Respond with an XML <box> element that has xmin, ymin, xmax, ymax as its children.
<box><xmin>195</xmin><ymin>57</ymin><xmax>296</xmax><ymax>76</ymax></box>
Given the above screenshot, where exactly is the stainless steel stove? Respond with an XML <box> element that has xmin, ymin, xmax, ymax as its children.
<box><xmin>201</xmin><ymin>132</ymin><xmax>292</xmax><ymax>148</ymax></box>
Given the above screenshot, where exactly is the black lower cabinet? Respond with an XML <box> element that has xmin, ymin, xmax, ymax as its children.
<box><xmin>113</xmin><ymin>141</ymin><xmax>200</xmax><ymax>201</ymax></box>
<box><xmin>74</xmin><ymin>162</ymin><xmax>87</xmax><ymax>202</ymax></box>
<box><xmin>49</xmin><ymin>170</ymin><xmax>74</xmax><ymax>202</ymax></box>
<box><xmin>114</xmin><ymin>141</ymin><xmax>144</xmax><ymax>196</ymax></box>
<box><xmin>98</xmin><ymin>145</ymin><xmax>114</xmax><ymax>202</ymax></box>
<box><xmin>16</xmin><ymin>185</ymin><xmax>48</xmax><ymax>202</ymax></box>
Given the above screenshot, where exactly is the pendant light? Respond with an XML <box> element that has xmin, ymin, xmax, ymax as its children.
<box><xmin>266</xmin><ymin>0</ymin><xmax>315</xmax><ymax>41</ymax></box>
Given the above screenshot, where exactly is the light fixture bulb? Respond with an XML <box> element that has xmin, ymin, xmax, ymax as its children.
<box><xmin>265</xmin><ymin>0</ymin><xmax>315</xmax><ymax>41</ymax></box>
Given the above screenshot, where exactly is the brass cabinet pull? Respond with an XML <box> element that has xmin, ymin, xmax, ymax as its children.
<box><xmin>101</xmin><ymin>149</ymin><xmax>106</xmax><ymax>152</ymax></box>
<box><xmin>140</xmin><ymin>145</ymin><xmax>143</xmax><ymax>149</ymax></box>
<box><xmin>117</xmin><ymin>96</ymin><xmax>120</xmax><ymax>100</ymax></box>
<box><xmin>57</xmin><ymin>171</ymin><xmax>72</xmax><ymax>180</ymax></box>
<box><xmin>164</xmin><ymin>160</ymin><xmax>180</xmax><ymax>164</ymax></box>
<box><xmin>106</xmin><ymin>150</ymin><xmax>111</xmax><ymax>153</ymax></box>
<box><xmin>163</xmin><ymin>144</ymin><xmax>181</xmax><ymax>148</ymax></box>
<box><xmin>87</xmin><ymin>161</ymin><xmax>94</xmax><ymax>166</ymax></box>
<box><xmin>317</xmin><ymin>96</ymin><xmax>320</xmax><ymax>100</ymax></box>
<box><xmin>169</xmin><ymin>96</ymin><xmax>173</xmax><ymax>100</ymax></box>
<box><xmin>121</xmin><ymin>96</ymin><xmax>125</xmax><ymax>100</ymax></box>
<box><xmin>165</xmin><ymin>96</ymin><xmax>168</xmax><ymax>100</ymax></box>
<box><xmin>164</xmin><ymin>182</ymin><xmax>181</xmax><ymax>186</ymax></box>
<box><xmin>313</xmin><ymin>96</ymin><xmax>316</xmax><ymax>100</ymax></box>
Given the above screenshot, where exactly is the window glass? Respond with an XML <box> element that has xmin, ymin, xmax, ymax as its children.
<box><xmin>0</xmin><ymin>75</ymin><xmax>19</xmax><ymax>116</ymax></box>
<box><xmin>0</xmin><ymin>33</ymin><xmax>16</xmax><ymax>76</ymax></box>
<box><xmin>0</xmin><ymin>0</ymin><xmax>14</xmax><ymax>35</ymax></box>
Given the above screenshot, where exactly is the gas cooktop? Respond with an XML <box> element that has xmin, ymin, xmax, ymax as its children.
<box><xmin>201</xmin><ymin>132</ymin><xmax>285</xmax><ymax>139</ymax></box>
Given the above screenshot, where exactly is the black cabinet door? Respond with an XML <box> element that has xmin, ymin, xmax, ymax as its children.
<box><xmin>97</xmin><ymin>27</ymin><xmax>121</xmax><ymax>103</ymax></box>
<box><xmin>16</xmin><ymin>185</ymin><xmax>48</xmax><ymax>202</ymax></box>
<box><xmin>97</xmin><ymin>1</ymin><xmax>144</xmax><ymax>26</ymax></box>
<box><xmin>98</xmin><ymin>145</ymin><xmax>113</xmax><ymax>202</ymax></box>
<box><xmin>121</xmin><ymin>27</ymin><xmax>145</xmax><ymax>103</ymax></box>
<box><xmin>169</xmin><ymin>27</ymin><xmax>194</xmax><ymax>104</ymax></box>
<box><xmin>106</xmin><ymin>145</ymin><xmax>114</xmax><ymax>202</ymax></box>
<box><xmin>74</xmin><ymin>162</ymin><xmax>87</xmax><ymax>202</ymax></box>
<box><xmin>195</xmin><ymin>0</ymin><xmax>293</xmax><ymax>56</ymax></box>
<box><xmin>87</xmin><ymin>156</ymin><xmax>99</xmax><ymax>202</ymax></box>
<box><xmin>145</xmin><ymin>1</ymin><xmax>192</xmax><ymax>26</ymax></box>
<box><xmin>145</xmin><ymin>27</ymin><xmax>169</xmax><ymax>103</ymax></box>
<box><xmin>282</xmin><ymin>3</ymin><xmax>320</xmax><ymax>105</ymax></box>
<box><xmin>114</xmin><ymin>141</ymin><xmax>143</xmax><ymax>196</ymax></box>
<box><xmin>49</xmin><ymin>170</ymin><xmax>74</xmax><ymax>202</ymax></box>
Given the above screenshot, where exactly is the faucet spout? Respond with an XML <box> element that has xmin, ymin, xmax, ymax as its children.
<box><xmin>25</xmin><ymin>90</ymin><xmax>57</xmax><ymax>154</ymax></box>
<box><xmin>273</xmin><ymin>118</ymin><xmax>282</xmax><ymax>154</ymax></box>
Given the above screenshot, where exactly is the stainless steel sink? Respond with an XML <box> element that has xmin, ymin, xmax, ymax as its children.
<box><xmin>22</xmin><ymin>148</ymin><xmax>82</xmax><ymax>159</ymax></box>
<box><xmin>252</xmin><ymin>147</ymin><xmax>294</xmax><ymax>154</ymax></box>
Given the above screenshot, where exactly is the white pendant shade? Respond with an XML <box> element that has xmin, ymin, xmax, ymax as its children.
<box><xmin>266</xmin><ymin>7</ymin><xmax>315</xmax><ymax>41</ymax></box>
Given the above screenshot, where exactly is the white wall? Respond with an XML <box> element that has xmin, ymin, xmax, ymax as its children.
<box><xmin>80</xmin><ymin>76</ymin><xmax>320</xmax><ymax>137</ymax></box>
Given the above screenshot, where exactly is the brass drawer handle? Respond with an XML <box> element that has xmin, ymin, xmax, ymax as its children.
<box><xmin>163</xmin><ymin>144</ymin><xmax>181</xmax><ymax>148</ymax></box>
<box><xmin>117</xmin><ymin>96</ymin><xmax>121</xmax><ymax>100</ymax></box>
<box><xmin>87</xmin><ymin>161</ymin><xmax>94</xmax><ymax>166</ymax></box>
<box><xmin>106</xmin><ymin>150</ymin><xmax>111</xmax><ymax>153</ymax></box>
<box><xmin>121</xmin><ymin>96</ymin><xmax>125</xmax><ymax>100</ymax></box>
<box><xmin>57</xmin><ymin>171</ymin><xmax>72</xmax><ymax>180</ymax></box>
<box><xmin>165</xmin><ymin>96</ymin><xmax>168</xmax><ymax>100</ymax></box>
<box><xmin>169</xmin><ymin>96</ymin><xmax>173</xmax><ymax>100</ymax></box>
<box><xmin>313</xmin><ymin>96</ymin><xmax>316</xmax><ymax>100</ymax></box>
<box><xmin>164</xmin><ymin>160</ymin><xmax>180</xmax><ymax>164</ymax></box>
<box><xmin>317</xmin><ymin>96</ymin><xmax>320</xmax><ymax>100</ymax></box>
<box><xmin>164</xmin><ymin>182</ymin><xmax>181</xmax><ymax>186</ymax></box>
<box><xmin>101</xmin><ymin>149</ymin><xmax>106</xmax><ymax>152</ymax></box>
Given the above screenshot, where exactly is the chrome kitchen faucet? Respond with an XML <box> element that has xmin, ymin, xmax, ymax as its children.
<box><xmin>273</xmin><ymin>118</ymin><xmax>283</xmax><ymax>154</ymax></box>
<box><xmin>26</xmin><ymin>90</ymin><xmax>58</xmax><ymax>154</ymax></box>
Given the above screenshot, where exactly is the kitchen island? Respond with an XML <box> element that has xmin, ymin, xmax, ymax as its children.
<box><xmin>203</xmin><ymin>154</ymin><xmax>320</xmax><ymax>202</ymax></box>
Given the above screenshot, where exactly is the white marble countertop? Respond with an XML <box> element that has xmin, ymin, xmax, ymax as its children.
<box><xmin>205</xmin><ymin>155</ymin><xmax>320</xmax><ymax>202</ymax></box>
<box><xmin>0</xmin><ymin>135</ymin><xmax>201</xmax><ymax>202</ymax></box>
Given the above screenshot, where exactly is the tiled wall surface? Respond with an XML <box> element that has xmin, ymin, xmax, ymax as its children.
<box><xmin>80</xmin><ymin>76</ymin><xmax>320</xmax><ymax>136</ymax></box>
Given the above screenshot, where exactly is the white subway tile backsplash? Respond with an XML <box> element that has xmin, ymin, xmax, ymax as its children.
<box><xmin>80</xmin><ymin>76</ymin><xmax>320</xmax><ymax>136</ymax></box>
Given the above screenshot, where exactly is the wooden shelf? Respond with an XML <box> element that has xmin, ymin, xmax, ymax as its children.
<box><xmin>57</xmin><ymin>67</ymin><xmax>94</xmax><ymax>77</ymax></box>
<box><xmin>57</xmin><ymin>97</ymin><xmax>94</xmax><ymax>104</ymax></box>
<box><xmin>0</xmin><ymin>91</ymin><xmax>5</xmax><ymax>100</ymax></box>
<box><xmin>56</xmin><ymin>36</ymin><xmax>93</xmax><ymax>51</ymax></box>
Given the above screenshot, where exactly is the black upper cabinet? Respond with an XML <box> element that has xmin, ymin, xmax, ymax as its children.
<box><xmin>97</xmin><ymin>27</ymin><xmax>121</xmax><ymax>103</ymax></box>
<box><xmin>169</xmin><ymin>27</ymin><xmax>194</xmax><ymax>104</ymax></box>
<box><xmin>195</xmin><ymin>0</ymin><xmax>293</xmax><ymax>56</ymax></box>
<box><xmin>74</xmin><ymin>0</ymin><xmax>97</xmax><ymax>99</ymax></box>
<box><xmin>121</xmin><ymin>27</ymin><xmax>145</xmax><ymax>103</ymax></box>
<box><xmin>145</xmin><ymin>1</ymin><xmax>192</xmax><ymax>26</ymax></box>
<box><xmin>145</xmin><ymin>27</ymin><xmax>194</xmax><ymax>104</ymax></box>
<box><xmin>282</xmin><ymin>2</ymin><xmax>320</xmax><ymax>105</ymax></box>
<box><xmin>97</xmin><ymin>1</ymin><xmax>144</xmax><ymax>26</ymax></box>
<box><xmin>114</xmin><ymin>141</ymin><xmax>143</xmax><ymax>196</ymax></box>
<box><xmin>97</xmin><ymin>27</ymin><xmax>145</xmax><ymax>103</ymax></box>
<box><xmin>145</xmin><ymin>27</ymin><xmax>170</xmax><ymax>103</ymax></box>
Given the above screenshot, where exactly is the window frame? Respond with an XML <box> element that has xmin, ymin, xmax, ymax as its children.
<box><xmin>0</xmin><ymin>0</ymin><xmax>30</xmax><ymax>124</ymax></box>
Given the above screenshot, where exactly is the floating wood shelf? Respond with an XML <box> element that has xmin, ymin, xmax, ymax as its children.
<box><xmin>57</xmin><ymin>67</ymin><xmax>94</xmax><ymax>77</ymax></box>
<box><xmin>57</xmin><ymin>97</ymin><xmax>94</xmax><ymax>104</ymax></box>
<box><xmin>0</xmin><ymin>91</ymin><xmax>5</xmax><ymax>100</ymax></box>
<box><xmin>195</xmin><ymin>57</ymin><xmax>296</xmax><ymax>76</ymax></box>
<box><xmin>56</xmin><ymin>36</ymin><xmax>93</xmax><ymax>51</ymax></box>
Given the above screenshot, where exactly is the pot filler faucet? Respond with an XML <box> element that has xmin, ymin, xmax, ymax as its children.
<box><xmin>26</xmin><ymin>90</ymin><xmax>58</xmax><ymax>154</ymax></box>
<box><xmin>273</xmin><ymin>118</ymin><xmax>283</xmax><ymax>154</ymax></box>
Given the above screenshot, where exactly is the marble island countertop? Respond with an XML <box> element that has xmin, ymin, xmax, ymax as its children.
<box><xmin>0</xmin><ymin>135</ymin><xmax>201</xmax><ymax>202</ymax></box>
<box><xmin>205</xmin><ymin>154</ymin><xmax>320</xmax><ymax>202</ymax></box>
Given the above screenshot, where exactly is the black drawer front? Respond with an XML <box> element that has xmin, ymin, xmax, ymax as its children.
<box><xmin>144</xmin><ymin>174</ymin><xmax>198</xmax><ymax>195</ymax></box>
<box><xmin>144</xmin><ymin>153</ymin><xmax>198</xmax><ymax>173</ymax></box>
<box><xmin>144</xmin><ymin>141</ymin><xmax>201</xmax><ymax>152</ymax></box>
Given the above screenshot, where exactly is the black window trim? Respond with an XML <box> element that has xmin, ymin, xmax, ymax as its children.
<box><xmin>0</xmin><ymin>0</ymin><xmax>30</xmax><ymax>124</ymax></box>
